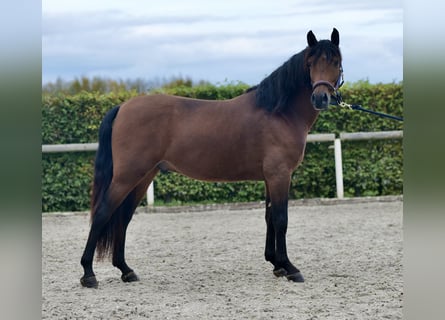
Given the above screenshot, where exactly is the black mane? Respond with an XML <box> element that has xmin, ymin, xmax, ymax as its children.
<box><xmin>247</xmin><ymin>40</ymin><xmax>341</xmax><ymax>113</ymax></box>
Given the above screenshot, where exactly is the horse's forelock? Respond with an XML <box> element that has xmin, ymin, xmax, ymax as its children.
<box><xmin>306</xmin><ymin>40</ymin><xmax>342</xmax><ymax>64</ymax></box>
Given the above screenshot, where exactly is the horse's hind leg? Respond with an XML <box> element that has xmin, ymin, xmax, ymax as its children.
<box><xmin>110</xmin><ymin>188</ymin><xmax>139</xmax><ymax>283</ymax></box>
<box><xmin>112</xmin><ymin>171</ymin><xmax>158</xmax><ymax>282</ymax></box>
<box><xmin>80</xmin><ymin>192</ymin><xmax>124</xmax><ymax>288</ymax></box>
<box><xmin>80</xmin><ymin>170</ymin><xmax>152</xmax><ymax>288</ymax></box>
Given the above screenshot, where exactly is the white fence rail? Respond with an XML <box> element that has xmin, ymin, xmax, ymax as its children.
<box><xmin>42</xmin><ymin>143</ymin><xmax>98</xmax><ymax>153</ymax></box>
<box><xmin>42</xmin><ymin>130</ymin><xmax>403</xmax><ymax>203</ymax></box>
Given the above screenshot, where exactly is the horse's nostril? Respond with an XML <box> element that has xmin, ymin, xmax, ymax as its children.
<box><xmin>322</xmin><ymin>93</ymin><xmax>329</xmax><ymax>104</ymax></box>
<box><xmin>311</xmin><ymin>93</ymin><xmax>316</xmax><ymax>105</ymax></box>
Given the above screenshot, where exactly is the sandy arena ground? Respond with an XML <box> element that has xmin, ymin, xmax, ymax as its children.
<box><xmin>42</xmin><ymin>198</ymin><xmax>402</xmax><ymax>319</ymax></box>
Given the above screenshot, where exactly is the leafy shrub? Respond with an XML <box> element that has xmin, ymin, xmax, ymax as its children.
<box><xmin>42</xmin><ymin>81</ymin><xmax>403</xmax><ymax>212</ymax></box>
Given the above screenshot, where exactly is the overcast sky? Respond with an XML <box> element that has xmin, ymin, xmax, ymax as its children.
<box><xmin>42</xmin><ymin>0</ymin><xmax>402</xmax><ymax>86</ymax></box>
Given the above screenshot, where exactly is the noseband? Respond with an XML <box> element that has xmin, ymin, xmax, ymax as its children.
<box><xmin>312</xmin><ymin>80</ymin><xmax>337</xmax><ymax>92</ymax></box>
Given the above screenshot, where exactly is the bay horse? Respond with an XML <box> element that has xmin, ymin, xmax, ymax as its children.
<box><xmin>80</xmin><ymin>28</ymin><xmax>343</xmax><ymax>288</ymax></box>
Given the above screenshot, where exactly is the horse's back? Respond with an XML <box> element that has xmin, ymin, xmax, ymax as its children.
<box><xmin>117</xmin><ymin>92</ymin><xmax>261</xmax><ymax>133</ymax></box>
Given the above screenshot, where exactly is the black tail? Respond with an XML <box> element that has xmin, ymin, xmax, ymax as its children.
<box><xmin>91</xmin><ymin>106</ymin><xmax>120</xmax><ymax>217</ymax></box>
<box><xmin>90</xmin><ymin>106</ymin><xmax>120</xmax><ymax>259</ymax></box>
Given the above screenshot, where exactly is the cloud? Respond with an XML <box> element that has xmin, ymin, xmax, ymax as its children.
<box><xmin>43</xmin><ymin>9</ymin><xmax>304</xmax><ymax>82</ymax></box>
<box><xmin>42</xmin><ymin>10</ymin><xmax>244</xmax><ymax>37</ymax></box>
<box><xmin>42</xmin><ymin>1</ymin><xmax>403</xmax><ymax>84</ymax></box>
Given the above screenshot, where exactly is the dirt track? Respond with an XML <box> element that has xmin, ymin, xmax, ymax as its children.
<box><xmin>42</xmin><ymin>198</ymin><xmax>402</xmax><ymax>319</ymax></box>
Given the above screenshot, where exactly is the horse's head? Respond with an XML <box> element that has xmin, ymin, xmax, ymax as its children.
<box><xmin>306</xmin><ymin>28</ymin><xmax>343</xmax><ymax>110</ymax></box>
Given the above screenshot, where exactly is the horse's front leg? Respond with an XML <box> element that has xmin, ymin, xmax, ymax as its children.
<box><xmin>264</xmin><ymin>183</ymin><xmax>276</xmax><ymax>265</ymax></box>
<box><xmin>265</xmin><ymin>175</ymin><xmax>304</xmax><ymax>282</ymax></box>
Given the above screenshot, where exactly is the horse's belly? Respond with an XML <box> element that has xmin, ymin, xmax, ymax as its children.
<box><xmin>158</xmin><ymin>156</ymin><xmax>264</xmax><ymax>182</ymax></box>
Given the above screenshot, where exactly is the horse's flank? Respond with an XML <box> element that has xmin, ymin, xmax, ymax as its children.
<box><xmin>112</xmin><ymin>89</ymin><xmax>318</xmax><ymax>183</ymax></box>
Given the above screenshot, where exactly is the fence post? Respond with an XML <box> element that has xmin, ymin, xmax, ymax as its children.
<box><xmin>334</xmin><ymin>138</ymin><xmax>344</xmax><ymax>199</ymax></box>
<box><xmin>146</xmin><ymin>182</ymin><xmax>154</xmax><ymax>205</ymax></box>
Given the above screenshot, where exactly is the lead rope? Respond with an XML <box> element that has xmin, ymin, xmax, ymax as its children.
<box><xmin>331</xmin><ymin>91</ymin><xmax>403</xmax><ymax>122</ymax></box>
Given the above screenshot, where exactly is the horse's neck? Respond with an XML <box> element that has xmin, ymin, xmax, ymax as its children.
<box><xmin>288</xmin><ymin>89</ymin><xmax>320</xmax><ymax>133</ymax></box>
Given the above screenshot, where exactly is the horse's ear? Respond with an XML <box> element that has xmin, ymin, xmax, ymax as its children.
<box><xmin>307</xmin><ymin>30</ymin><xmax>318</xmax><ymax>47</ymax></box>
<box><xmin>331</xmin><ymin>28</ymin><xmax>340</xmax><ymax>46</ymax></box>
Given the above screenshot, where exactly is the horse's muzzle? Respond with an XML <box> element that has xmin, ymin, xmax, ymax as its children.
<box><xmin>311</xmin><ymin>91</ymin><xmax>330</xmax><ymax>110</ymax></box>
<box><xmin>311</xmin><ymin>80</ymin><xmax>336</xmax><ymax>111</ymax></box>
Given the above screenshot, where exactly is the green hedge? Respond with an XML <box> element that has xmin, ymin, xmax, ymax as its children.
<box><xmin>42</xmin><ymin>81</ymin><xmax>403</xmax><ymax>212</ymax></box>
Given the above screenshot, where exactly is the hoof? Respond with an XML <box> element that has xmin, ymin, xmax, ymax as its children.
<box><xmin>80</xmin><ymin>275</ymin><xmax>98</xmax><ymax>288</ymax></box>
<box><xmin>273</xmin><ymin>268</ymin><xmax>287</xmax><ymax>278</ymax></box>
<box><xmin>286</xmin><ymin>272</ymin><xmax>305</xmax><ymax>282</ymax></box>
<box><xmin>121</xmin><ymin>271</ymin><xmax>139</xmax><ymax>283</ymax></box>
<box><xmin>273</xmin><ymin>268</ymin><xmax>305</xmax><ymax>282</ymax></box>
